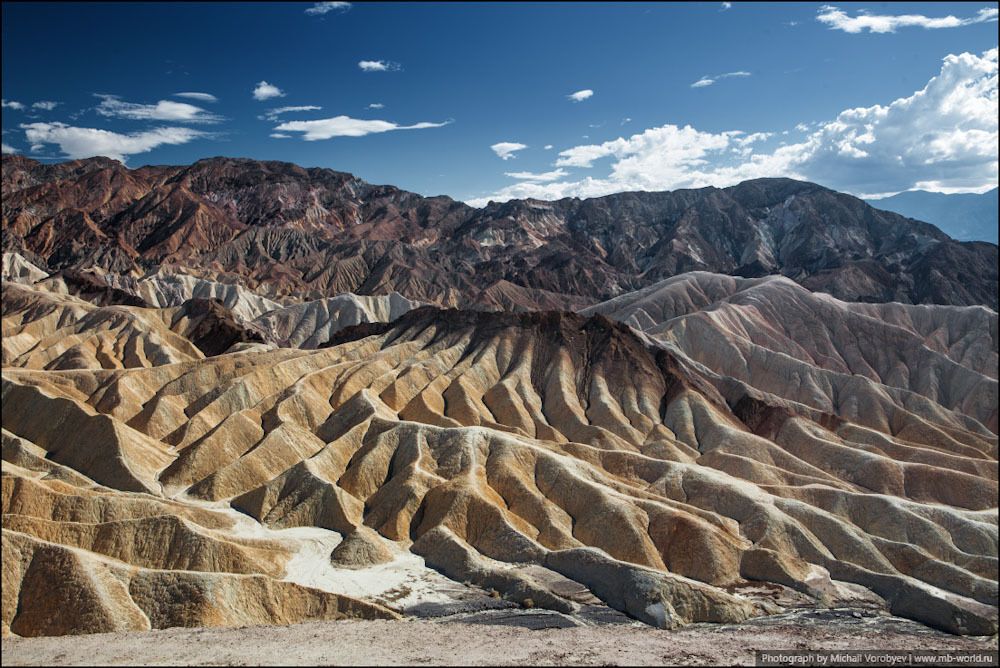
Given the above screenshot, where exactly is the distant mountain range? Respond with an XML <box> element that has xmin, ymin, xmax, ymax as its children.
<box><xmin>867</xmin><ymin>188</ymin><xmax>998</xmax><ymax>244</ymax></box>
<box><xmin>3</xmin><ymin>155</ymin><xmax>997</xmax><ymax>309</ymax></box>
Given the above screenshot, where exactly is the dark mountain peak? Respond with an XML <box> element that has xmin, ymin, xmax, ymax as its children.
<box><xmin>3</xmin><ymin>155</ymin><xmax>996</xmax><ymax>310</ymax></box>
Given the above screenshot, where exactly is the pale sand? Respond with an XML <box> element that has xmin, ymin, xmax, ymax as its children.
<box><xmin>182</xmin><ymin>497</ymin><xmax>482</xmax><ymax>609</ymax></box>
<box><xmin>4</xmin><ymin>616</ymin><xmax>997</xmax><ymax>666</ymax></box>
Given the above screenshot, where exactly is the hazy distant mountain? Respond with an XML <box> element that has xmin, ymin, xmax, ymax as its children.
<box><xmin>867</xmin><ymin>189</ymin><xmax>998</xmax><ymax>244</ymax></box>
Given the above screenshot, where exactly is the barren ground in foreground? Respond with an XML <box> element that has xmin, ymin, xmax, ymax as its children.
<box><xmin>4</xmin><ymin>613</ymin><xmax>998</xmax><ymax>666</ymax></box>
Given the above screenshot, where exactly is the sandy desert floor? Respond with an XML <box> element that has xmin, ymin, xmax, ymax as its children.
<box><xmin>4</xmin><ymin>612</ymin><xmax>998</xmax><ymax>666</ymax></box>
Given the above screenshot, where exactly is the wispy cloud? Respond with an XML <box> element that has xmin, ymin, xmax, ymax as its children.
<box><xmin>273</xmin><ymin>115</ymin><xmax>450</xmax><ymax>140</ymax></box>
<box><xmin>174</xmin><ymin>92</ymin><xmax>218</xmax><ymax>103</ymax></box>
<box><xmin>305</xmin><ymin>2</ymin><xmax>351</xmax><ymax>16</ymax></box>
<box><xmin>817</xmin><ymin>5</ymin><xmax>998</xmax><ymax>33</ymax></box>
<box><xmin>2</xmin><ymin>143</ymin><xmax>18</xmax><ymax>154</ymax></box>
<box><xmin>505</xmin><ymin>169</ymin><xmax>568</xmax><ymax>182</ymax></box>
<box><xmin>567</xmin><ymin>89</ymin><xmax>594</xmax><ymax>102</ymax></box>
<box><xmin>2</xmin><ymin>99</ymin><xmax>25</xmax><ymax>111</ymax></box>
<box><xmin>31</xmin><ymin>101</ymin><xmax>60</xmax><ymax>111</ymax></box>
<box><xmin>20</xmin><ymin>122</ymin><xmax>208</xmax><ymax>163</ymax></box>
<box><xmin>95</xmin><ymin>94</ymin><xmax>222</xmax><ymax>123</ymax></box>
<box><xmin>543</xmin><ymin>144</ymin><xmax>554</xmax><ymax>150</ymax></box>
<box><xmin>252</xmin><ymin>81</ymin><xmax>285</xmax><ymax>101</ymax></box>
<box><xmin>690</xmin><ymin>71</ymin><xmax>751</xmax><ymax>88</ymax></box>
<box><xmin>270</xmin><ymin>133</ymin><xmax>292</xmax><ymax>139</ymax></box>
<box><xmin>367</xmin><ymin>102</ymin><xmax>385</xmax><ymax>109</ymax></box>
<box><xmin>491</xmin><ymin>142</ymin><xmax>528</xmax><ymax>160</ymax></box>
<box><xmin>259</xmin><ymin>105</ymin><xmax>322</xmax><ymax>121</ymax></box>
<box><xmin>358</xmin><ymin>60</ymin><xmax>400</xmax><ymax>72</ymax></box>
<box><xmin>720</xmin><ymin>2</ymin><xmax>732</xmax><ymax>10</ymax></box>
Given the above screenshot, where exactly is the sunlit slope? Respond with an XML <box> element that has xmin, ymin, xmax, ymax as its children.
<box><xmin>3</xmin><ymin>299</ymin><xmax>996</xmax><ymax>636</ymax></box>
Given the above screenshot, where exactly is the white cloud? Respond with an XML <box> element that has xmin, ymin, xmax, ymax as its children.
<box><xmin>568</xmin><ymin>89</ymin><xmax>594</xmax><ymax>102</ymax></box>
<box><xmin>491</xmin><ymin>142</ymin><xmax>528</xmax><ymax>160</ymax></box>
<box><xmin>691</xmin><ymin>71</ymin><xmax>751</xmax><ymax>88</ymax></box>
<box><xmin>555</xmin><ymin>124</ymin><xmax>738</xmax><ymax>172</ymax></box>
<box><xmin>721</xmin><ymin>2</ymin><xmax>732</xmax><ymax>10</ymax></box>
<box><xmin>259</xmin><ymin>105</ymin><xmax>322</xmax><ymax>121</ymax></box>
<box><xmin>253</xmin><ymin>81</ymin><xmax>285</xmax><ymax>101</ymax></box>
<box><xmin>505</xmin><ymin>169</ymin><xmax>568</xmax><ymax>182</ymax></box>
<box><xmin>305</xmin><ymin>2</ymin><xmax>351</xmax><ymax>15</ymax></box>
<box><xmin>359</xmin><ymin>60</ymin><xmax>400</xmax><ymax>72</ymax></box>
<box><xmin>31</xmin><ymin>101</ymin><xmax>59</xmax><ymax>111</ymax></box>
<box><xmin>367</xmin><ymin>102</ymin><xmax>385</xmax><ymax>109</ymax></box>
<box><xmin>174</xmin><ymin>92</ymin><xmax>218</xmax><ymax>103</ymax></box>
<box><xmin>29</xmin><ymin>144</ymin><xmax>44</xmax><ymax>153</ymax></box>
<box><xmin>270</xmin><ymin>133</ymin><xmax>292</xmax><ymax>139</ymax></box>
<box><xmin>470</xmin><ymin>48</ymin><xmax>998</xmax><ymax>204</ymax></box>
<box><xmin>2</xmin><ymin>100</ymin><xmax>25</xmax><ymax>111</ymax></box>
<box><xmin>817</xmin><ymin>5</ymin><xmax>998</xmax><ymax>33</ymax></box>
<box><xmin>20</xmin><ymin>122</ymin><xmax>207</xmax><ymax>163</ymax></box>
<box><xmin>95</xmin><ymin>95</ymin><xmax>222</xmax><ymax>123</ymax></box>
<box><xmin>543</xmin><ymin>144</ymin><xmax>554</xmax><ymax>150</ymax></box>
<box><xmin>274</xmin><ymin>115</ymin><xmax>450</xmax><ymax>140</ymax></box>
<box><xmin>1</xmin><ymin>143</ymin><xmax>18</xmax><ymax>154</ymax></box>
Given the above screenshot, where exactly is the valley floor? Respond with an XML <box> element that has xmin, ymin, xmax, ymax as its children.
<box><xmin>4</xmin><ymin>613</ymin><xmax>998</xmax><ymax>667</ymax></box>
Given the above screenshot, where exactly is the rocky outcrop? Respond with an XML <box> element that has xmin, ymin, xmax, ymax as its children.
<box><xmin>544</xmin><ymin>547</ymin><xmax>758</xmax><ymax>628</ymax></box>
<box><xmin>330</xmin><ymin>526</ymin><xmax>396</xmax><ymax>569</ymax></box>
<box><xmin>3</xmin><ymin>529</ymin><xmax>399</xmax><ymax>637</ymax></box>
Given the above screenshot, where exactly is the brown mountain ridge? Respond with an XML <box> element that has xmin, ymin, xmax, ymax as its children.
<box><xmin>3</xmin><ymin>155</ymin><xmax>996</xmax><ymax>310</ymax></box>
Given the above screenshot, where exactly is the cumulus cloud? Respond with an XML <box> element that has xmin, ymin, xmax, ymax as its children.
<box><xmin>31</xmin><ymin>101</ymin><xmax>60</xmax><ymax>111</ymax></box>
<box><xmin>491</xmin><ymin>142</ymin><xmax>528</xmax><ymax>160</ymax></box>
<box><xmin>505</xmin><ymin>169</ymin><xmax>568</xmax><ymax>182</ymax></box>
<box><xmin>367</xmin><ymin>102</ymin><xmax>385</xmax><ymax>109</ymax></box>
<box><xmin>468</xmin><ymin>48</ymin><xmax>998</xmax><ymax>205</ymax></box>
<box><xmin>274</xmin><ymin>115</ymin><xmax>450</xmax><ymax>140</ymax></box>
<box><xmin>567</xmin><ymin>89</ymin><xmax>594</xmax><ymax>102</ymax></box>
<box><xmin>174</xmin><ymin>92</ymin><xmax>218</xmax><ymax>103</ymax></box>
<box><xmin>359</xmin><ymin>60</ymin><xmax>400</xmax><ymax>72</ymax></box>
<box><xmin>95</xmin><ymin>95</ymin><xmax>222</xmax><ymax>123</ymax></box>
<box><xmin>259</xmin><ymin>105</ymin><xmax>322</xmax><ymax>121</ymax></box>
<box><xmin>2</xmin><ymin>143</ymin><xmax>18</xmax><ymax>154</ymax></box>
<box><xmin>690</xmin><ymin>71</ymin><xmax>751</xmax><ymax>88</ymax></box>
<box><xmin>253</xmin><ymin>81</ymin><xmax>285</xmax><ymax>101</ymax></box>
<box><xmin>721</xmin><ymin>2</ymin><xmax>732</xmax><ymax>10</ymax></box>
<box><xmin>2</xmin><ymin>99</ymin><xmax>25</xmax><ymax>111</ymax></box>
<box><xmin>305</xmin><ymin>2</ymin><xmax>351</xmax><ymax>15</ymax></box>
<box><xmin>817</xmin><ymin>5</ymin><xmax>998</xmax><ymax>33</ymax></box>
<box><xmin>544</xmin><ymin>144</ymin><xmax>554</xmax><ymax>150</ymax></box>
<box><xmin>20</xmin><ymin>122</ymin><xmax>207</xmax><ymax>163</ymax></box>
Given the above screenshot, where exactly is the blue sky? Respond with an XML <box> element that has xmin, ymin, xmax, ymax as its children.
<box><xmin>2</xmin><ymin>2</ymin><xmax>997</xmax><ymax>204</ymax></box>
